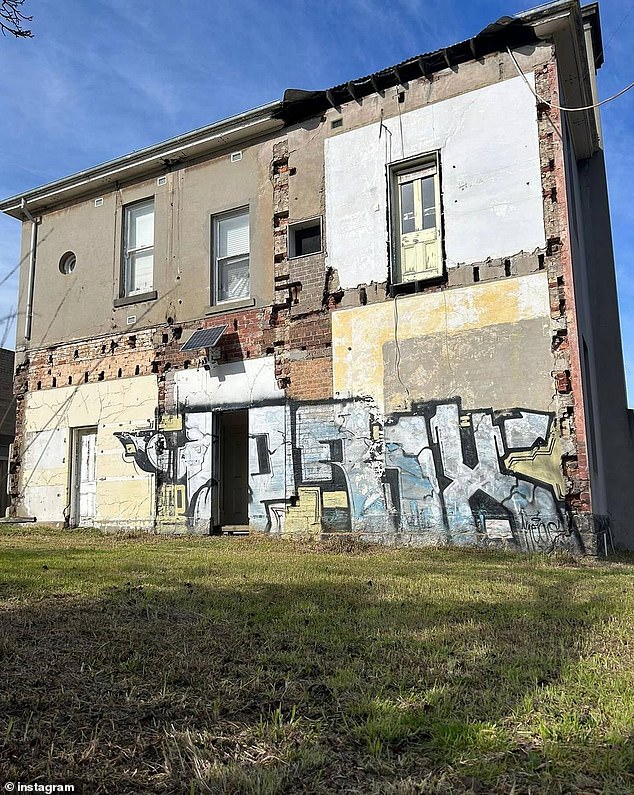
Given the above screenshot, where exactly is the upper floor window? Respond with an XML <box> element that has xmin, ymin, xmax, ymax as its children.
<box><xmin>288</xmin><ymin>217</ymin><xmax>322</xmax><ymax>259</ymax></box>
<box><xmin>123</xmin><ymin>198</ymin><xmax>154</xmax><ymax>297</ymax></box>
<box><xmin>390</xmin><ymin>154</ymin><xmax>442</xmax><ymax>285</ymax></box>
<box><xmin>212</xmin><ymin>208</ymin><xmax>249</xmax><ymax>304</ymax></box>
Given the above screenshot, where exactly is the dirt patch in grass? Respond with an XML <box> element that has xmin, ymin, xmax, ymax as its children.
<box><xmin>1</xmin><ymin>526</ymin><xmax>633</xmax><ymax>793</ymax></box>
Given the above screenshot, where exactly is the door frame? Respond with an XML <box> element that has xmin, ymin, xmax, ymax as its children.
<box><xmin>69</xmin><ymin>425</ymin><xmax>98</xmax><ymax>528</ymax></box>
<box><xmin>213</xmin><ymin>408</ymin><xmax>249</xmax><ymax>531</ymax></box>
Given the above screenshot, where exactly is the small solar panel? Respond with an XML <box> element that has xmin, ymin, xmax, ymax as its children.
<box><xmin>181</xmin><ymin>324</ymin><xmax>227</xmax><ymax>351</ymax></box>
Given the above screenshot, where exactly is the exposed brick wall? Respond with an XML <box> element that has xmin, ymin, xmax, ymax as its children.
<box><xmin>535</xmin><ymin>55</ymin><xmax>592</xmax><ymax>535</ymax></box>
<box><xmin>19</xmin><ymin>329</ymin><xmax>157</xmax><ymax>392</ymax></box>
<box><xmin>287</xmin><ymin>358</ymin><xmax>333</xmax><ymax>401</ymax></box>
<box><xmin>267</xmin><ymin>139</ymin><xmax>334</xmax><ymax>401</ymax></box>
<box><xmin>8</xmin><ymin>361</ymin><xmax>27</xmax><ymax>513</ymax></box>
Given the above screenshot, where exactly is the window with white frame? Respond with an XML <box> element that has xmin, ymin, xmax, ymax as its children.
<box><xmin>122</xmin><ymin>198</ymin><xmax>154</xmax><ymax>297</ymax></box>
<box><xmin>212</xmin><ymin>208</ymin><xmax>250</xmax><ymax>303</ymax></box>
<box><xmin>390</xmin><ymin>154</ymin><xmax>442</xmax><ymax>284</ymax></box>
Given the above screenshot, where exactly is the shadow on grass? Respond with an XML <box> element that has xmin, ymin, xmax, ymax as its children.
<box><xmin>0</xmin><ymin>558</ymin><xmax>632</xmax><ymax>794</ymax></box>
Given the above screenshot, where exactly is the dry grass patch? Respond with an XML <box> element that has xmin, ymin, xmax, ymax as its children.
<box><xmin>1</xmin><ymin>526</ymin><xmax>633</xmax><ymax>793</ymax></box>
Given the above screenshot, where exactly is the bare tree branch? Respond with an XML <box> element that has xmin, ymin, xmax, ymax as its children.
<box><xmin>1</xmin><ymin>0</ymin><xmax>32</xmax><ymax>39</ymax></box>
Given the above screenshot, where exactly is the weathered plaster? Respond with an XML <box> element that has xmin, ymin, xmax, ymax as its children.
<box><xmin>325</xmin><ymin>73</ymin><xmax>545</xmax><ymax>288</ymax></box>
<box><xmin>382</xmin><ymin>318</ymin><xmax>553</xmax><ymax>414</ymax></box>
<box><xmin>332</xmin><ymin>272</ymin><xmax>551</xmax><ymax>412</ymax></box>
<box><xmin>172</xmin><ymin>356</ymin><xmax>284</xmax><ymax>411</ymax></box>
<box><xmin>20</xmin><ymin>376</ymin><xmax>157</xmax><ymax>525</ymax></box>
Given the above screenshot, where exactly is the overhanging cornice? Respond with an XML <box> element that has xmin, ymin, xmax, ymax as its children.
<box><xmin>0</xmin><ymin>102</ymin><xmax>283</xmax><ymax>219</ymax></box>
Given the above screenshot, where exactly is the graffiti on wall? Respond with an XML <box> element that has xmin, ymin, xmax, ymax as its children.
<box><xmin>115</xmin><ymin>397</ymin><xmax>572</xmax><ymax>550</ymax></box>
<box><xmin>114</xmin><ymin>413</ymin><xmax>215</xmax><ymax>525</ymax></box>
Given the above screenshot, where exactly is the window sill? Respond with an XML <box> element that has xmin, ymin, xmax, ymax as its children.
<box><xmin>389</xmin><ymin>274</ymin><xmax>445</xmax><ymax>296</ymax></box>
<box><xmin>205</xmin><ymin>297</ymin><xmax>255</xmax><ymax>315</ymax></box>
<box><xmin>288</xmin><ymin>250</ymin><xmax>324</xmax><ymax>261</ymax></box>
<box><xmin>114</xmin><ymin>290</ymin><xmax>158</xmax><ymax>308</ymax></box>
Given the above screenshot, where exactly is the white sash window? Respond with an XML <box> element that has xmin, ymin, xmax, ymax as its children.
<box><xmin>213</xmin><ymin>208</ymin><xmax>250</xmax><ymax>304</ymax></box>
<box><xmin>123</xmin><ymin>199</ymin><xmax>154</xmax><ymax>296</ymax></box>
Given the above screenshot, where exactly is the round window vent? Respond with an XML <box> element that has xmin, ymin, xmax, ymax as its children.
<box><xmin>59</xmin><ymin>251</ymin><xmax>76</xmax><ymax>275</ymax></box>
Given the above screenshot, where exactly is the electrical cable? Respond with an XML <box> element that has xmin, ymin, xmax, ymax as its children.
<box><xmin>506</xmin><ymin>46</ymin><xmax>634</xmax><ymax>111</ymax></box>
<box><xmin>595</xmin><ymin>0</ymin><xmax>634</xmax><ymax>66</ymax></box>
<box><xmin>393</xmin><ymin>293</ymin><xmax>411</xmax><ymax>405</ymax></box>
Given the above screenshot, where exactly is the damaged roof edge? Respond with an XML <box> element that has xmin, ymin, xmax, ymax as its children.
<box><xmin>278</xmin><ymin>0</ymin><xmax>601</xmax><ymax>124</ymax></box>
<box><xmin>0</xmin><ymin>101</ymin><xmax>283</xmax><ymax>218</ymax></box>
<box><xmin>0</xmin><ymin>1</ymin><xmax>601</xmax><ymax>218</ymax></box>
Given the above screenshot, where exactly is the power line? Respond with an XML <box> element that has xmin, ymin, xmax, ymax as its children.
<box><xmin>507</xmin><ymin>46</ymin><xmax>634</xmax><ymax>112</ymax></box>
<box><xmin>596</xmin><ymin>0</ymin><xmax>634</xmax><ymax>64</ymax></box>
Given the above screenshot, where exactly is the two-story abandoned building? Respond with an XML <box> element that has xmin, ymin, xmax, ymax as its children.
<box><xmin>1</xmin><ymin>0</ymin><xmax>632</xmax><ymax>552</ymax></box>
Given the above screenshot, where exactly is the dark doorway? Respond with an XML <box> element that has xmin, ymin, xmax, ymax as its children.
<box><xmin>217</xmin><ymin>409</ymin><xmax>249</xmax><ymax>527</ymax></box>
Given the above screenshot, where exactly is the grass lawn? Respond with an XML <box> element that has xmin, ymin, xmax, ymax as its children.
<box><xmin>1</xmin><ymin>527</ymin><xmax>633</xmax><ymax>794</ymax></box>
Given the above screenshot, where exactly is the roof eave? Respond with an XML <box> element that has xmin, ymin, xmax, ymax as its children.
<box><xmin>527</xmin><ymin>2</ymin><xmax>599</xmax><ymax>157</ymax></box>
<box><xmin>0</xmin><ymin>101</ymin><xmax>284</xmax><ymax>219</ymax></box>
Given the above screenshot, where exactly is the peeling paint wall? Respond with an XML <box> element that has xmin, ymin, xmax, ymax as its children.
<box><xmin>332</xmin><ymin>273</ymin><xmax>553</xmax><ymax>413</ymax></box>
<box><xmin>20</xmin><ymin>376</ymin><xmax>157</xmax><ymax>527</ymax></box>
<box><xmin>324</xmin><ymin>74</ymin><xmax>545</xmax><ymax>288</ymax></box>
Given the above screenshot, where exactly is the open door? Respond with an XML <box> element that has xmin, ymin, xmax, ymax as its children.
<box><xmin>215</xmin><ymin>410</ymin><xmax>249</xmax><ymax>530</ymax></box>
<box><xmin>71</xmin><ymin>427</ymin><xmax>98</xmax><ymax>527</ymax></box>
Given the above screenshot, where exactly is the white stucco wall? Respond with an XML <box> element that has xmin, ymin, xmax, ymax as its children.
<box><xmin>173</xmin><ymin>356</ymin><xmax>283</xmax><ymax>411</ymax></box>
<box><xmin>325</xmin><ymin>74</ymin><xmax>545</xmax><ymax>288</ymax></box>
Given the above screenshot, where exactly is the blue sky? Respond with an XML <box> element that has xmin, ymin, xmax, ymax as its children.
<box><xmin>0</xmin><ymin>0</ymin><xmax>632</xmax><ymax>400</ymax></box>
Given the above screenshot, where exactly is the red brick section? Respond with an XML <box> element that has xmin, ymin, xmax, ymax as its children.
<box><xmin>269</xmin><ymin>139</ymin><xmax>333</xmax><ymax>402</ymax></box>
<box><xmin>287</xmin><ymin>358</ymin><xmax>333</xmax><ymax>401</ymax></box>
<box><xmin>15</xmin><ymin>330</ymin><xmax>155</xmax><ymax>391</ymax></box>
<box><xmin>535</xmin><ymin>56</ymin><xmax>592</xmax><ymax>525</ymax></box>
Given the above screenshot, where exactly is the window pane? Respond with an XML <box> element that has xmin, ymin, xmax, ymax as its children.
<box><xmin>127</xmin><ymin>250</ymin><xmax>154</xmax><ymax>294</ymax></box>
<box><xmin>127</xmin><ymin>200</ymin><xmax>154</xmax><ymax>250</ymax></box>
<box><xmin>218</xmin><ymin>256</ymin><xmax>249</xmax><ymax>302</ymax></box>
<box><xmin>421</xmin><ymin>175</ymin><xmax>436</xmax><ymax>230</ymax></box>
<box><xmin>294</xmin><ymin>224</ymin><xmax>321</xmax><ymax>256</ymax></box>
<box><xmin>217</xmin><ymin>212</ymin><xmax>249</xmax><ymax>258</ymax></box>
<box><xmin>400</xmin><ymin>181</ymin><xmax>415</xmax><ymax>234</ymax></box>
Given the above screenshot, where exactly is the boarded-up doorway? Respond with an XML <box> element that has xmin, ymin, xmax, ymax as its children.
<box><xmin>216</xmin><ymin>410</ymin><xmax>249</xmax><ymax>528</ymax></box>
<box><xmin>71</xmin><ymin>427</ymin><xmax>98</xmax><ymax>527</ymax></box>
